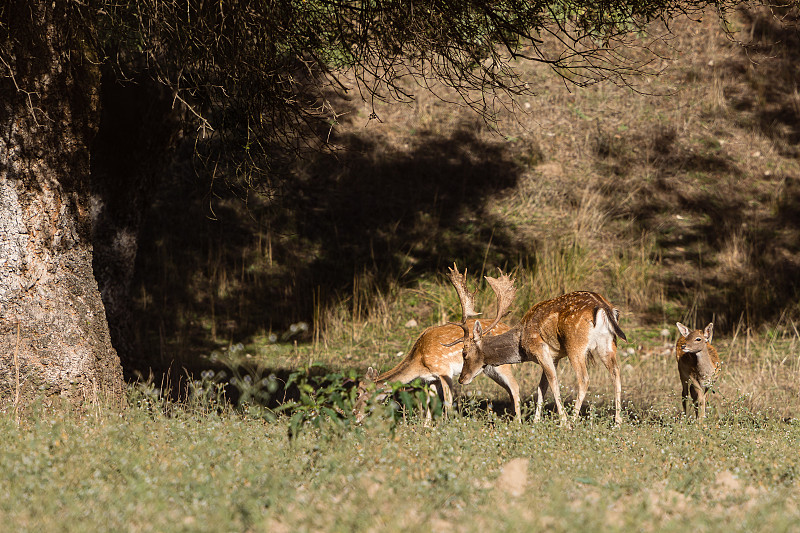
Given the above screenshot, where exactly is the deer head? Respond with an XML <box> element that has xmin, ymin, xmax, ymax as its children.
<box><xmin>445</xmin><ymin>264</ymin><xmax>517</xmax><ymax>385</ymax></box>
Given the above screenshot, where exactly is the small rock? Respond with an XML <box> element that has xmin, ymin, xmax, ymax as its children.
<box><xmin>495</xmin><ymin>458</ymin><xmax>528</xmax><ymax>497</ymax></box>
<box><xmin>428</xmin><ymin>519</ymin><xmax>455</xmax><ymax>532</ymax></box>
<box><xmin>714</xmin><ymin>470</ymin><xmax>742</xmax><ymax>496</ymax></box>
<box><xmin>404</xmin><ymin>319</ymin><xmax>418</xmax><ymax>328</ymax></box>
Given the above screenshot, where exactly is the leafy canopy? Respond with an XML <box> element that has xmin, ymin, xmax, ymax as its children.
<box><xmin>2</xmin><ymin>0</ymin><xmax>736</xmax><ymax>179</ymax></box>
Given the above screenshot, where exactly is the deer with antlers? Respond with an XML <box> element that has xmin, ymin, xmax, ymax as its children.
<box><xmin>352</xmin><ymin>319</ymin><xmax>521</xmax><ymax>423</ymax></box>
<box><xmin>446</xmin><ymin>264</ymin><xmax>627</xmax><ymax>425</ymax></box>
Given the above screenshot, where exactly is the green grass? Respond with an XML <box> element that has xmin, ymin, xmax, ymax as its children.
<box><xmin>1</xmin><ymin>395</ymin><xmax>799</xmax><ymax>532</ymax></box>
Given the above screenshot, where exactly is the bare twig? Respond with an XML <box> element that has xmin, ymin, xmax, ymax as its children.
<box><xmin>0</xmin><ymin>54</ymin><xmax>41</xmax><ymax>127</ymax></box>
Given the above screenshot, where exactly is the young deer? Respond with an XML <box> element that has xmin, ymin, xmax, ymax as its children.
<box><xmin>675</xmin><ymin>322</ymin><xmax>721</xmax><ymax>419</ymax></box>
<box><xmin>352</xmin><ymin>320</ymin><xmax>521</xmax><ymax>423</ymax></box>
<box><xmin>447</xmin><ymin>264</ymin><xmax>627</xmax><ymax>425</ymax></box>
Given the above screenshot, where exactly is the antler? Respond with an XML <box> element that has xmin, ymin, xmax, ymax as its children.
<box><xmin>443</xmin><ymin>263</ymin><xmax>480</xmax><ymax>346</ymax></box>
<box><xmin>448</xmin><ymin>263</ymin><xmax>480</xmax><ymax>321</ymax></box>
<box><xmin>482</xmin><ymin>269</ymin><xmax>517</xmax><ymax>335</ymax></box>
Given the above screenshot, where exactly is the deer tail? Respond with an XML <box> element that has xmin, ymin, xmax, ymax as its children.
<box><xmin>595</xmin><ymin>305</ymin><xmax>627</xmax><ymax>342</ymax></box>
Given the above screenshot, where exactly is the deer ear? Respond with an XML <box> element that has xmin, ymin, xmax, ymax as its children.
<box><xmin>473</xmin><ymin>320</ymin><xmax>483</xmax><ymax>338</ymax></box>
<box><xmin>676</xmin><ymin>322</ymin><xmax>690</xmax><ymax>337</ymax></box>
<box><xmin>366</xmin><ymin>366</ymin><xmax>378</xmax><ymax>381</ymax></box>
<box><xmin>704</xmin><ymin>323</ymin><xmax>713</xmax><ymax>344</ymax></box>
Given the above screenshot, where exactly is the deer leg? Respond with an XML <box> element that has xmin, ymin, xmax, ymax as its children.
<box><xmin>533</xmin><ymin>370</ymin><xmax>549</xmax><ymax>422</ymax></box>
<box><xmin>571</xmin><ymin>357</ymin><xmax>590</xmax><ymax>424</ymax></box>
<box><xmin>611</xmin><ymin>363</ymin><xmax>622</xmax><ymax>426</ymax></box>
<box><xmin>681</xmin><ymin>379</ymin><xmax>691</xmax><ymax>417</ymax></box>
<box><xmin>538</xmin><ymin>349</ymin><xmax>568</xmax><ymax>426</ymax></box>
<box><xmin>689</xmin><ymin>382</ymin><xmax>700</xmax><ymax>419</ymax></box>
<box><xmin>423</xmin><ymin>382</ymin><xmax>437</xmax><ymax>422</ymax></box>
<box><xmin>599</xmin><ymin>345</ymin><xmax>623</xmax><ymax>425</ymax></box>
<box><xmin>484</xmin><ymin>365</ymin><xmax>521</xmax><ymax>422</ymax></box>
<box><xmin>696</xmin><ymin>385</ymin><xmax>707</xmax><ymax>420</ymax></box>
<box><xmin>440</xmin><ymin>375</ymin><xmax>454</xmax><ymax>419</ymax></box>
<box><xmin>567</xmin><ymin>340</ymin><xmax>591</xmax><ymax>424</ymax></box>
<box><xmin>534</xmin><ymin>358</ymin><xmax>561</xmax><ymax>422</ymax></box>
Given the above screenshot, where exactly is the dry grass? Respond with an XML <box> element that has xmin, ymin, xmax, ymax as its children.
<box><xmin>315</xmin><ymin>6</ymin><xmax>800</xmax><ymax>326</ymax></box>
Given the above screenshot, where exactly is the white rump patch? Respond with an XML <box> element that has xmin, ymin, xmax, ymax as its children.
<box><xmin>587</xmin><ymin>308</ymin><xmax>616</xmax><ymax>353</ymax></box>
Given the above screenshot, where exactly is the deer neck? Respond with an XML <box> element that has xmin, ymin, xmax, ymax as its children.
<box><xmin>692</xmin><ymin>345</ymin><xmax>718</xmax><ymax>381</ymax></box>
<box><xmin>480</xmin><ymin>327</ymin><xmax>524</xmax><ymax>366</ymax></box>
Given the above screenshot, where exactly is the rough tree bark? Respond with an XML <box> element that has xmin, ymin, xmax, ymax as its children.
<box><xmin>0</xmin><ymin>2</ymin><xmax>125</xmax><ymax>409</ymax></box>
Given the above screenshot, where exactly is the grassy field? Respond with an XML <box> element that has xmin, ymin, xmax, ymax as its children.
<box><xmin>3</xmin><ymin>322</ymin><xmax>799</xmax><ymax>532</ymax></box>
<box><xmin>5</xmin><ymin>5</ymin><xmax>800</xmax><ymax>532</ymax></box>
<box><xmin>1</xmin><ymin>390</ymin><xmax>799</xmax><ymax>532</ymax></box>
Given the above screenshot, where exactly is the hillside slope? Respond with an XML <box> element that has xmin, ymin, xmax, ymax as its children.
<box><xmin>326</xmin><ymin>8</ymin><xmax>800</xmax><ymax>331</ymax></box>
<box><xmin>132</xmin><ymin>7</ymin><xmax>800</xmax><ymax>410</ymax></box>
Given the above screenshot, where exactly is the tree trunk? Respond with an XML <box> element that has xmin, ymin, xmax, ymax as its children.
<box><xmin>0</xmin><ymin>3</ymin><xmax>125</xmax><ymax>409</ymax></box>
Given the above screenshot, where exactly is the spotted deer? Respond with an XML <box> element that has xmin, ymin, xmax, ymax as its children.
<box><xmin>675</xmin><ymin>322</ymin><xmax>721</xmax><ymax>419</ymax></box>
<box><xmin>353</xmin><ymin>320</ymin><xmax>521</xmax><ymax>423</ymax></box>
<box><xmin>446</xmin><ymin>264</ymin><xmax>627</xmax><ymax>425</ymax></box>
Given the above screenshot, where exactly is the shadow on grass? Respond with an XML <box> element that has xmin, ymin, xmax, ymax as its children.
<box><xmin>128</xmin><ymin>121</ymin><xmax>527</xmax><ymax>377</ymax></box>
<box><xmin>122</xmin><ymin>7</ymin><xmax>800</xmax><ymax>383</ymax></box>
<box><xmin>595</xmin><ymin>8</ymin><xmax>800</xmax><ymax>329</ymax></box>
<box><xmin>736</xmin><ymin>7</ymin><xmax>800</xmax><ymax>155</ymax></box>
<box><xmin>165</xmin><ymin>360</ymin><xmax>522</xmax><ymax>424</ymax></box>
